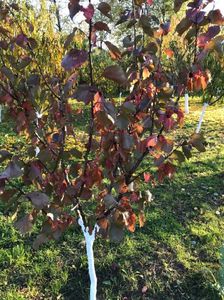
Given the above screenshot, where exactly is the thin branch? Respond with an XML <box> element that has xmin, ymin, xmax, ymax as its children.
<box><xmin>193</xmin><ymin>22</ymin><xmax>199</xmax><ymax>64</ymax></box>
<box><xmin>129</xmin><ymin>140</ymin><xmax>184</xmax><ymax>184</ymax></box>
<box><xmin>52</xmin><ymin>0</ymin><xmax>62</xmax><ymax>32</ymax></box>
<box><xmin>6</xmin><ymin>179</ymin><xmax>47</xmax><ymax>215</ymax></box>
<box><xmin>209</xmin><ymin>91</ymin><xmax>224</xmax><ymax>106</ymax></box>
<box><xmin>132</xmin><ymin>0</ymin><xmax>138</xmax><ymax>67</ymax></box>
<box><xmin>125</xmin><ymin>149</ymin><xmax>148</xmax><ymax>185</ymax></box>
<box><xmin>78</xmin><ymin>5</ymin><xmax>94</xmax><ymax>197</ymax></box>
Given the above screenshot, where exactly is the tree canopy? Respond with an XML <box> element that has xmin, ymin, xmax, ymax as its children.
<box><xmin>0</xmin><ymin>0</ymin><xmax>223</xmax><ymax>247</ymax></box>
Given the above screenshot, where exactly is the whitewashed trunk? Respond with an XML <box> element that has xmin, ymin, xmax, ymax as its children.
<box><xmin>184</xmin><ymin>93</ymin><xmax>189</xmax><ymax>114</ymax></box>
<box><xmin>196</xmin><ymin>103</ymin><xmax>208</xmax><ymax>133</ymax></box>
<box><xmin>119</xmin><ymin>92</ymin><xmax>122</xmax><ymax>106</ymax></box>
<box><xmin>78</xmin><ymin>216</ymin><xmax>99</xmax><ymax>300</ymax></box>
<box><xmin>0</xmin><ymin>105</ymin><xmax>2</xmax><ymax>122</ymax></box>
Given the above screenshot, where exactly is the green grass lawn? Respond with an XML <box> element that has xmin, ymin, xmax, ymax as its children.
<box><xmin>0</xmin><ymin>100</ymin><xmax>224</xmax><ymax>300</ymax></box>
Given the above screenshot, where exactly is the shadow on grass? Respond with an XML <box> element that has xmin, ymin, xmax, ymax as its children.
<box><xmin>59</xmin><ymin>167</ymin><xmax>224</xmax><ymax>300</ymax></box>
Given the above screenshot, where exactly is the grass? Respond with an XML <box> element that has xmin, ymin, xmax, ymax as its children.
<box><xmin>0</xmin><ymin>99</ymin><xmax>224</xmax><ymax>299</ymax></box>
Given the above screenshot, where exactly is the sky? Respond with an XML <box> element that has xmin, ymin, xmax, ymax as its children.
<box><xmin>32</xmin><ymin>0</ymin><xmax>224</xmax><ymax>16</ymax></box>
<box><xmin>206</xmin><ymin>0</ymin><xmax>224</xmax><ymax>13</ymax></box>
<box><xmin>54</xmin><ymin>0</ymin><xmax>224</xmax><ymax>26</ymax></box>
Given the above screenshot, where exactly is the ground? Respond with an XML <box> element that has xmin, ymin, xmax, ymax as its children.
<box><xmin>0</xmin><ymin>99</ymin><xmax>223</xmax><ymax>300</ymax></box>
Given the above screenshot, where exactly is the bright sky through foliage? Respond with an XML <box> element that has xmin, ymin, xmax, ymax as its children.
<box><xmin>32</xmin><ymin>0</ymin><xmax>224</xmax><ymax>16</ymax></box>
<box><xmin>206</xmin><ymin>0</ymin><xmax>224</xmax><ymax>13</ymax></box>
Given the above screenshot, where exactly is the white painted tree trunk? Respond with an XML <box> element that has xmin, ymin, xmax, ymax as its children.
<box><xmin>119</xmin><ymin>92</ymin><xmax>122</xmax><ymax>106</ymax></box>
<box><xmin>35</xmin><ymin>147</ymin><xmax>40</xmax><ymax>157</ymax></box>
<box><xmin>78</xmin><ymin>216</ymin><xmax>99</xmax><ymax>300</ymax></box>
<box><xmin>0</xmin><ymin>105</ymin><xmax>2</xmax><ymax>122</ymax></box>
<box><xmin>184</xmin><ymin>93</ymin><xmax>189</xmax><ymax>114</ymax></box>
<box><xmin>196</xmin><ymin>103</ymin><xmax>208</xmax><ymax>133</ymax></box>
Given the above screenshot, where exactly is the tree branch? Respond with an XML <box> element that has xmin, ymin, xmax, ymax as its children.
<box><xmin>52</xmin><ymin>0</ymin><xmax>62</xmax><ymax>32</ymax></box>
<box><xmin>78</xmin><ymin>4</ymin><xmax>94</xmax><ymax>197</ymax></box>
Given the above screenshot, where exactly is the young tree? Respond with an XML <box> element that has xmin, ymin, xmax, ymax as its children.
<box><xmin>0</xmin><ymin>0</ymin><xmax>223</xmax><ymax>299</ymax></box>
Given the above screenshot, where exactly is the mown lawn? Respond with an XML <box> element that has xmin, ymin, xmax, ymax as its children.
<box><xmin>0</xmin><ymin>99</ymin><xmax>224</xmax><ymax>300</ymax></box>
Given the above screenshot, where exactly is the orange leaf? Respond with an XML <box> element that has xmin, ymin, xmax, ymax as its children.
<box><xmin>164</xmin><ymin>48</ymin><xmax>174</xmax><ymax>58</ymax></box>
<box><xmin>200</xmin><ymin>76</ymin><xmax>207</xmax><ymax>90</ymax></box>
<box><xmin>146</xmin><ymin>135</ymin><xmax>157</xmax><ymax>147</ymax></box>
<box><xmin>126</xmin><ymin>212</ymin><xmax>136</xmax><ymax>232</ymax></box>
<box><xmin>142</xmin><ymin>67</ymin><xmax>150</xmax><ymax>80</ymax></box>
<box><xmin>98</xmin><ymin>218</ymin><xmax>109</xmax><ymax>230</ymax></box>
<box><xmin>139</xmin><ymin>211</ymin><xmax>145</xmax><ymax>227</ymax></box>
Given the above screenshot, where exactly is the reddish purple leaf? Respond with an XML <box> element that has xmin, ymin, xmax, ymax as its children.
<box><xmin>15</xmin><ymin>214</ymin><xmax>33</xmax><ymax>235</ymax></box>
<box><xmin>94</xmin><ymin>21</ymin><xmax>111</xmax><ymax>33</ymax></box>
<box><xmin>81</xmin><ymin>4</ymin><xmax>94</xmax><ymax>22</ymax></box>
<box><xmin>72</xmin><ymin>84</ymin><xmax>97</xmax><ymax>104</ymax></box>
<box><xmin>33</xmin><ymin>233</ymin><xmax>49</xmax><ymax>250</ymax></box>
<box><xmin>208</xmin><ymin>9</ymin><xmax>224</xmax><ymax>25</ymax></box>
<box><xmin>62</xmin><ymin>49</ymin><xmax>88</xmax><ymax>71</ymax></box>
<box><xmin>161</xmin><ymin>21</ymin><xmax>171</xmax><ymax>35</ymax></box>
<box><xmin>68</xmin><ymin>0</ymin><xmax>82</xmax><ymax>19</ymax></box>
<box><xmin>188</xmin><ymin>0</ymin><xmax>203</xmax><ymax>8</ymax></box>
<box><xmin>0</xmin><ymin>160</ymin><xmax>23</xmax><ymax>179</ymax></box>
<box><xmin>0</xmin><ymin>150</ymin><xmax>12</xmax><ymax>163</ymax></box>
<box><xmin>27</xmin><ymin>191</ymin><xmax>49</xmax><ymax>209</ymax></box>
<box><xmin>206</xmin><ymin>25</ymin><xmax>220</xmax><ymax>38</ymax></box>
<box><xmin>97</xmin><ymin>2</ymin><xmax>111</xmax><ymax>18</ymax></box>
<box><xmin>103</xmin><ymin>65</ymin><xmax>127</xmax><ymax>85</ymax></box>
<box><xmin>176</xmin><ymin>17</ymin><xmax>192</xmax><ymax>35</ymax></box>
<box><xmin>187</xmin><ymin>9</ymin><xmax>205</xmax><ymax>24</ymax></box>
<box><xmin>197</xmin><ymin>26</ymin><xmax>220</xmax><ymax>47</ymax></box>
<box><xmin>174</xmin><ymin>0</ymin><xmax>188</xmax><ymax>13</ymax></box>
<box><xmin>116</xmin><ymin>10</ymin><xmax>131</xmax><ymax>26</ymax></box>
<box><xmin>15</xmin><ymin>33</ymin><xmax>28</xmax><ymax>48</ymax></box>
<box><xmin>0</xmin><ymin>178</ymin><xmax>5</xmax><ymax>194</ymax></box>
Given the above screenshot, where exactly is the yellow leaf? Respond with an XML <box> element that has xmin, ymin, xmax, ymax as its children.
<box><xmin>143</xmin><ymin>67</ymin><xmax>150</xmax><ymax>80</ymax></box>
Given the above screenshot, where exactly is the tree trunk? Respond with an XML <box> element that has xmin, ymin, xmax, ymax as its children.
<box><xmin>196</xmin><ymin>102</ymin><xmax>208</xmax><ymax>133</ymax></box>
<box><xmin>184</xmin><ymin>93</ymin><xmax>189</xmax><ymax>114</ymax></box>
<box><xmin>78</xmin><ymin>217</ymin><xmax>99</xmax><ymax>300</ymax></box>
<box><xmin>52</xmin><ymin>0</ymin><xmax>62</xmax><ymax>32</ymax></box>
